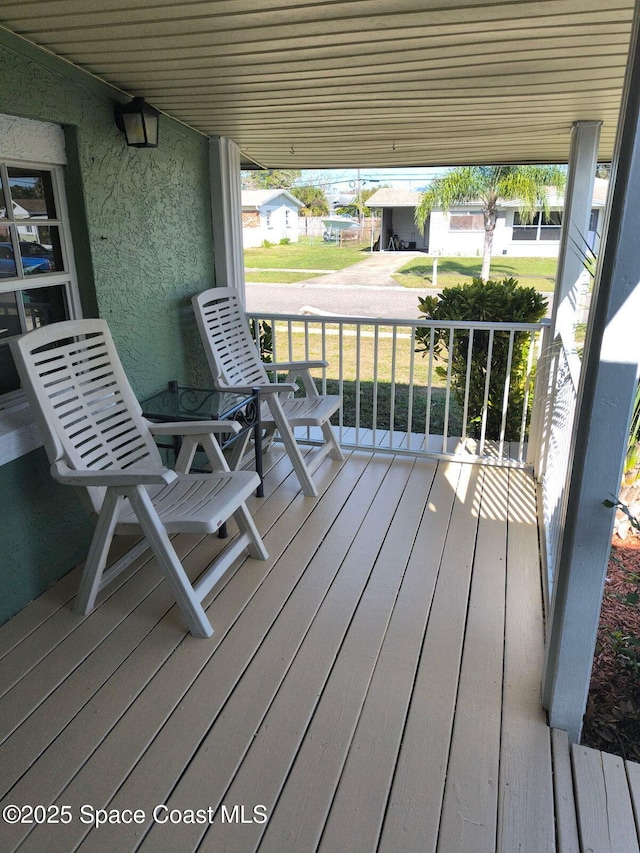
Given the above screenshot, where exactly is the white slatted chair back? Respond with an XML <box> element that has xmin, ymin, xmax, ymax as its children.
<box><xmin>192</xmin><ymin>288</ymin><xmax>268</xmax><ymax>389</ymax></box>
<box><xmin>12</xmin><ymin>319</ymin><xmax>160</xmax><ymax>514</ymax></box>
<box><xmin>193</xmin><ymin>287</ymin><xmax>345</xmax><ymax>498</ymax></box>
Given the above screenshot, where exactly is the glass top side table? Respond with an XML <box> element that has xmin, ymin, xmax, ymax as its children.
<box><xmin>140</xmin><ymin>381</ymin><xmax>263</xmax><ymax>498</ymax></box>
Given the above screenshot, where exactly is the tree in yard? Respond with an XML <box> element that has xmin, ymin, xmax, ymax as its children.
<box><xmin>290</xmin><ymin>184</ymin><xmax>330</xmax><ymax>217</ymax></box>
<box><xmin>414</xmin><ymin>165</ymin><xmax>567</xmax><ymax>282</ymax></box>
<box><xmin>242</xmin><ymin>169</ymin><xmax>302</xmax><ymax>189</ymax></box>
<box><xmin>334</xmin><ymin>186</ymin><xmax>383</xmax><ymax>220</ymax></box>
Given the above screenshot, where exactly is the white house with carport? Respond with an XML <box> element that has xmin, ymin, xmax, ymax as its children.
<box><xmin>241</xmin><ymin>189</ymin><xmax>304</xmax><ymax>247</ymax></box>
<box><xmin>366</xmin><ymin>180</ymin><xmax>608</xmax><ymax>258</ymax></box>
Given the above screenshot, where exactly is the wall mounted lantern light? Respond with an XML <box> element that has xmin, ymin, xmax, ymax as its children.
<box><xmin>114</xmin><ymin>97</ymin><xmax>160</xmax><ymax>148</ymax></box>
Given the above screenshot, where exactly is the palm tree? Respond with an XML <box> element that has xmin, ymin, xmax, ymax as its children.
<box><xmin>415</xmin><ymin>165</ymin><xmax>566</xmax><ymax>282</ymax></box>
<box><xmin>290</xmin><ymin>184</ymin><xmax>329</xmax><ymax>218</ymax></box>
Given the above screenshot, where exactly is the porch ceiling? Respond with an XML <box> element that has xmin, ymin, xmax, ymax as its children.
<box><xmin>0</xmin><ymin>0</ymin><xmax>634</xmax><ymax>168</ymax></box>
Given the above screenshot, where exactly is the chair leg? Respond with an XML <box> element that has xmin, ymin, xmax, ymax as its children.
<box><xmin>262</xmin><ymin>424</ymin><xmax>277</xmax><ymax>451</ymax></box>
<box><xmin>267</xmin><ymin>399</ymin><xmax>318</xmax><ymax>497</ymax></box>
<box><xmin>127</xmin><ymin>485</ymin><xmax>213</xmax><ymax>638</ymax></box>
<box><xmin>321</xmin><ymin>420</ymin><xmax>345</xmax><ymax>461</ymax></box>
<box><xmin>74</xmin><ymin>489</ymin><xmax>123</xmax><ymax>616</ymax></box>
<box><xmin>233</xmin><ymin>503</ymin><xmax>269</xmax><ymax>560</ymax></box>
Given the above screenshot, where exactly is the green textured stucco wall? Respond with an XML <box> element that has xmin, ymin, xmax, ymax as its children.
<box><xmin>0</xmin><ymin>31</ymin><xmax>217</xmax><ymax>625</ymax></box>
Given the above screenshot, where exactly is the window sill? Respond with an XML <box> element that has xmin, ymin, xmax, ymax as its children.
<box><xmin>0</xmin><ymin>393</ymin><xmax>43</xmax><ymax>465</ymax></box>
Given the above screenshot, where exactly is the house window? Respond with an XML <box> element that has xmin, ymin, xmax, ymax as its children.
<box><xmin>285</xmin><ymin>209</ymin><xmax>290</xmax><ymax>227</ymax></box>
<box><xmin>265</xmin><ymin>210</ymin><xmax>272</xmax><ymax>229</ymax></box>
<box><xmin>513</xmin><ymin>211</ymin><xmax>563</xmax><ymax>241</ymax></box>
<box><xmin>449</xmin><ymin>211</ymin><xmax>484</xmax><ymax>231</ymax></box>
<box><xmin>0</xmin><ymin>161</ymin><xmax>79</xmax><ymax>397</ymax></box>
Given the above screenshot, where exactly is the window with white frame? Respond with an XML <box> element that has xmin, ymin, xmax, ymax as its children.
<box><xmin>285</xmin><ymin>208</ymin><xmax>290</xmax><ymax>227</ymax></box>
<box><xmin>0</xmin><ymin>160</ymin><xmax>80</xmax><ymax>397</ymax></box>
<box><xmin>512</xmin><ymin>210</ymin><xmax>563</xmax><ymax>241</ymax></box>
<box><xmin>265</xmin><ymin>209</ymin><xmax>272</xmax><ymax>228</ymax></box>
<box><xmin>449</xmin><ymin>211</ymin><xmax>484</xmax><ymax>231</ymax></box>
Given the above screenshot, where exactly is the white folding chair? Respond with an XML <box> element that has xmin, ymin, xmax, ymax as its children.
<box><xmin>10</xmin><ymin>318</ymin><xmax>268</xmax><ymax>638</ymax></box>
<box><xmin>192</xmin><ymin>287</ymin><xmax>344</xmax><ymax>498</ymax></box>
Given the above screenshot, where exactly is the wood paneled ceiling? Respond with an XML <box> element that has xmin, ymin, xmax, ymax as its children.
<box><xmin>0</xmin><ymin>0</ymin><xmax>634</xmax><ymax>168</ymax></box>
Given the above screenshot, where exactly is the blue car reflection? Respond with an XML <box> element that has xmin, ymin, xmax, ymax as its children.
<box><xmin>0</xmin><ymin>242</ymin><xmax>54</xmax><ymax>278</ymax></box>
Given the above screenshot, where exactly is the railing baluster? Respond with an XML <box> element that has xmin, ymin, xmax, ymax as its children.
<box><xmin>519</xmin><ymin>329</ymin><xmax>537</xmax><ymax>463</ymax></box>
<box><xmin>478</xmin><ymin>329</ymin><xmax>494</xmax><ymax>457</ymax></box>
<box><xmin>425</xmin><ymin>326</ymin><xmax>435</xmax><ymax>454</ymax></box>
<box><xmin>442</xmin><ymin>328</ymin><xmax>454</xmax><ymax>453</ymax></box>
<box><xmin>372</xmin><ymin>325</ymin><xmax>379</xmax><ymax>448</ymax></box>
<box><xmin>462</xmin><ymin>328</ymin><xmax>474</xmax><ymax>445</ymax></box>
<box><xmin>498</xmin><ymin>330</ymin><xmax>515</xmax><ymax>460</ymax></box>
<box><xmin>338</xmin><ymin>322</ymin><xmax>344</xmax><ymax>442</ymax></box>
<box><xmin>355</xmin><ymin>324</ymin><xmax>361</xmax><ymax>446</ymax></box>
<box><xmin>247</xmin><ymin>311</ymin><xmax>545</xmax><ymax>468</ymax></box>
<box><xmin>407</xmin><ymin>327</ymin><xmax>416</xmax><ymax>452</ymax></box>
<box><xmin>321</xmin><ymin>321</ymin><xmax>327</xmax><ymax>396</ymax></box>
<box><xmin>390</xmin><ymin>326</ymin><xmax>397</xmax><ymax>449</ymax></box>
<box><xmin>271</xmin><ymin>316</ymin><xmax>278</xmax><ymax>370</ymax></box>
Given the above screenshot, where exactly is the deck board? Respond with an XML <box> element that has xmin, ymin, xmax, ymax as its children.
<box><xmin>378</xmin><ymin>462</ymin><xmax>483</xmax><ymax>853</ymax></box>
<box><xmin>498</xmin><ymin>468</ymin><xmax>555</xmax><ymax>852</ymax></box>
<box><xmin>2</xmin><ymin>444</ymin><xmax>639</xmax><ymax>852</ymax></box>
<box><xmin>437</xmin><ymin>465</ymin><xmax>508</xmax><ymax>853</ymax></box>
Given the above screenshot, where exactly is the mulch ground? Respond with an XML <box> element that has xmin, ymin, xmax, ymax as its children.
<box><xmin>582</xmin><ymin>537</ymin><xmax>640</xmax><ymax>762</ymax></box>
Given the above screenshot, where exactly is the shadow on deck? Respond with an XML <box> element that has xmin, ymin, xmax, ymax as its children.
<box><xmin>0</xmin><ymin>444</ymin><xmax>636</xmax><ymax>851</ymax></box>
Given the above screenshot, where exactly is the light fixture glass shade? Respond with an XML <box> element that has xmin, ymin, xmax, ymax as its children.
<box><xmin>115</xmin><ymin>97</ymin><xmax>160</xmax><ymax>148</ymax></box>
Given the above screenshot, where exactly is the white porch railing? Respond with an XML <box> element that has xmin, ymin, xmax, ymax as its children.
<box><xmin>533</xmin><ymin>327</ymin><xmax>581</xmax><ymax>596</ymax></box>
<box><xmin>249</xmin><ymin>311</ymin><xmax>547</xmax><ymax>468</ymax></box>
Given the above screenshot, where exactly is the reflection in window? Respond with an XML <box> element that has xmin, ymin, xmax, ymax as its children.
<box><xmin>513</xmin><ymin>211</ymin><xmax>562</xmax><ymax>241</ymax></box>
<box><xmin>23</xmin><ymin>286</ymin><xmax>67</xmax><ymax>332</ymax></box>
<box><xmin>0</xmin><ymin>346</ymin><xmax>20</xmax><ymax>396</ymax></box>
<box><xmin>450</xmin><ymin>212</ymin><xmax>484</xmax><ymax>231</ymax></box>
<box><xmin>19</xmin><ymin>227</ymin><xmax>62</xmax><ymax>274</ymax></box>
<box><xmin>0</xmin><ymin>224</ymin><xmax>17</xmax><ymax>279</ymax></box>
<box><xmin>0</xmin><ymin>292</ymin><xmax>20</xmax><ymax>339</ymax></box>
<box><xmin>0</xmin><ymin>159</ymin><xmax>77</xmax><ymax>398</ymax></box>
<box><xmin>8</xmin><ymin>167</ymin><xmax>57</xmax><ymax>220</ymax></box>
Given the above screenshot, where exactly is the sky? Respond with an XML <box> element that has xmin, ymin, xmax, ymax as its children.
<box><xmin>295</xmin><ymin>167</ymin><xmax>449</xmax><ymax>194</ymax></box>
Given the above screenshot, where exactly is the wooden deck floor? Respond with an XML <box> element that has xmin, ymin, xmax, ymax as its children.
<box><xmin>0</xmin><ymin>445</ymin><xmax>637</xmax><ymax>851</ymax></box>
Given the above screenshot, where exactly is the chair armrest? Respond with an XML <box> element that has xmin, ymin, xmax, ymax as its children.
<box><xmin>146</xmin><ymin>420</ymin><xmax>241</xmax><ymax>436</ymax></box>
<box><xmin>215</xmin><ymin>382</ymin><xmax>298</xmax><ymax>395</ymax></box>
<box><xmin>51</xmin><ymin>460</ymin><xmax>178</xmax><ymax>487</ymax></box>
<box><xmin>267</xmin><ymin>360</ymin><xmax>328</xmax><ymax>371</ymax></box>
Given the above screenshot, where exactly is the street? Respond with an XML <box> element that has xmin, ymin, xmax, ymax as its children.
<box><xmin>245</xmin><ymin>281</ymin><xmax>427</xmax><ymax>320</ymax></box>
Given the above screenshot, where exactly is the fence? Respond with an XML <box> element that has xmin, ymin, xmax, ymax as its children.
<box><xmin>298</xmin><ymin>217</ymin><xmax>380</xmax><ymax>246</ymax></box>
<box><xmin>249</xmin><ymin>311</ymin><xmax>547</xmax><ymax>467</ymax></box>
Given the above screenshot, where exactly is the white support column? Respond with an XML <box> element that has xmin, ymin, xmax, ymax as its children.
<box><xmin>543</xmin><ymin>6</ymin><xmax>640</xmax><ymax>742</ymax></box>
<box><xmin>209</xmin><ymin>136</ymin><xmax>246</xmax><ymax>304</ymax></box>
<box><xmin>551</xmin><ymin>121</ymin><xmax>601</xmax><ymax>346</ymax></box>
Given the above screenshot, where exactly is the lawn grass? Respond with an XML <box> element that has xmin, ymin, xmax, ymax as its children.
<box><xmin>244</xmin><ymin>236</ymin><xmax>371</xmax><ymax>271</ymax></box>
<box><xmin>394</xmin><ymin>255</ymin><xmax>558</xmax><ymax>292</ymax></box>
<box><xmin>324</xmin><ymin>379</ymin><xmax>463</xmax><ymax>435</ymax></box>
<box><xmin>245</xmin><ymin>270</ymin><xmax>325</xmax><ymax>284</ymax></box>
<box><xmin>264</xmin><ymin>322</ymin><xmax>461</xmax><ymax>434</ymax></box>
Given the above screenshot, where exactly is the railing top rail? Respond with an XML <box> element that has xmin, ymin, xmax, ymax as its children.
<box><xmin>248</xmin><ymin>311</ymin><xmax>549</xmax><ymax>334</ymax></box>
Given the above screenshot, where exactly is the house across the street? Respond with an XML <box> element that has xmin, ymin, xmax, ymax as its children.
<box><xmin>366</xmin><ymin>178</ymin><xmax>608</xmax><ymax>257</ymax></box>
<box><xmin>241</xmin><ymin>189</ymin><xmax>304</xmax><ymax>247</ymax></box>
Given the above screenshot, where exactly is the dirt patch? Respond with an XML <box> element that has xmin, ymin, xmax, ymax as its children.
<box><xmin>582</xmin><ymin>537</ymin><xmax>640</xmax><ymax>762</ymax></box>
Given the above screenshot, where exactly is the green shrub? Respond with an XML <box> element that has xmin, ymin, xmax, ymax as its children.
<box><xmin>251</xmin><ymin>319</ymin><xmax>273</xmax><ymax>363</ymax></box>
<box><xmin>279</xmin><ymin>237</ymin><xmax>291</xmax><ymax>245</ymax></box>
<box><xmin>261</xmin><ymin>239</ymin><xmax>274</xmax><ymax>248</ymax></box>
<box><xmin>415</xmin><ymin>278</ymin><xmax>547</xmax><ymax>440</ymax></box>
